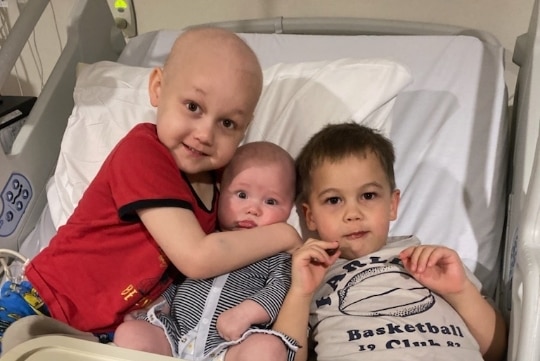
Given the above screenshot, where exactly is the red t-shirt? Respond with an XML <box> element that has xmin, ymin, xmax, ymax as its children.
<box><xmin>25</xmin><ymin>123</ymin><xmax>218</xmax><ymax>333</ymax></box>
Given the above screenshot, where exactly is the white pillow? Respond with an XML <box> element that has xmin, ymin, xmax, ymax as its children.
<box><xmin>244</xmin><ymin>58</ymin><xmax>412</xmax><ymax>158</ymax></box>
<box><xmin>48</xmin><ymin>62</ymin><xmax>156</xmax><ymax>228</ymax></box>
<box><xmin>48</xmin><ymin>59</ymin><xmax>412</xmax><ymax>229</ymax></box>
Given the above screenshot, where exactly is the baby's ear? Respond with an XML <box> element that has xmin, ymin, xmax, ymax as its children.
<box><xmin>148</xmin><ymin>67</ymin><xmax>163</xmax><ymax>107</ymax></box>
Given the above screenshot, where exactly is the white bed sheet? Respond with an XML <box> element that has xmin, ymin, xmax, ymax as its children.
<box><xmin>31</xmin><ymin>30</ymin><xmax>507</xmax><ymax>297</ymax></box>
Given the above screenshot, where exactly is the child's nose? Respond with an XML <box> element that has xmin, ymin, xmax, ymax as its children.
<box><xmin>194</xmin><ymin>119</ymin><xmax>215</xmax><ymax>145</ymax></box>
<box><xmin>344</xmin><ymin>204</ymin><xmax>362</xmax><ymax>222</ymax></box>
<box><xmin>246</xmin><ymin>203</ymin><xmax>261</xmax><ymax>217</ymax></box>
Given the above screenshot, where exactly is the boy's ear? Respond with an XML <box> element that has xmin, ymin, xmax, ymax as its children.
<box><xmin>148</xmin><ymin>67</ymin><xmax>163</xmax><ymax>107</ymax></box>
<box><xmin>302</xmin><ymin>202</ymin><xmax>318</xmax><ymax>231</ymax></box>
<box><xmin>390</xmin><ymin>189</ymin><xmax>401</xmax><ymax>221</ymax></box>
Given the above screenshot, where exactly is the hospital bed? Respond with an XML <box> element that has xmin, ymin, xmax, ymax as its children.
<box><xmin>0</xmin><ymin>0</ymin><xmax>538</xmax><ymax>359</ymax></box>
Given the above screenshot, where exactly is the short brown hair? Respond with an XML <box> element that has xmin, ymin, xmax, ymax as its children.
<box><xmin>295</xmin><ymin>123</ymin><xmax>396</xmax><ymax>202</ymax></box>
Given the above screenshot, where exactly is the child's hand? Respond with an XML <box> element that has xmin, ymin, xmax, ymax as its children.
<box><xmin>216</xmin><ymin>300</ymin><xmax>269</xmax><ymax>341</ymax></box>
<box><xmin>399</xmin><ymin>245</ymin><xmax>467</xmax><ymax>296</ymax></box>
<box><xmin>216</xmin><ymin>307</ymin><xmax>251</xmax><ymax>341</ymax></box>
<box><xmin>290</xmin><ymin>238</ymin><xmax>340</xmax><ymax>297</ymax></box>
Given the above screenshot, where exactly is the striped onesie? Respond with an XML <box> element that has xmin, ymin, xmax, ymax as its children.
<box><xmin>143</xmin><ymin>252</ymin><xmax>297</xmax><ymax>360</ymax></box>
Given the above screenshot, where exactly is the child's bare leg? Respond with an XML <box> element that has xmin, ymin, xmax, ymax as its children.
<box><xmin>225</xmin><ymin>333</ymin><xmax>287</xmax><ymax>361</ymax></box>
<box><xmin>113</xmin><ymin>320</ymin><xmax>172</xmax><ymax>356</ymax></box>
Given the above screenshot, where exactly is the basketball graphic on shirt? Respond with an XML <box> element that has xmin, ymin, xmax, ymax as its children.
<box><xmin>338</xmin><ymin>265</ymin><xmax>435</xmax><ymax>316</ymax></box>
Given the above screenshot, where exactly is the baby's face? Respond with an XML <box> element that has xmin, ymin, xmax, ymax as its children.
<box><xmin>150</xmin><ymin>54</ymin><xmax>261</xmax><ymax>177</ymax></box>
<box><xmin>218</xmin><ymin>162</ymin><xmax>294</xmax><ymax>231</ymax></box>
<box><xmin>303</xmin><ymin>153</ymin><xmax>400</xmax><ymax>260</ymax></box>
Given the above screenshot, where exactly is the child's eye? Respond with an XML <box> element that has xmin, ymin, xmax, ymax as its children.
<box><xmin>236</xmin><ymin>191</ymin><xmax>247</xmax><ymax>199</ymax></box>
<box><xmin>186</xmin><ymin>102</ymin><xmax>200</xmax><ymax>113</ymax></box>
<box><xmin>265</xmin><ymin>199</ymin><xmax>278</xmax><ymax>206</ymax></box>
<box><xmin>324</xmin><ymin>196</ymin><xmax>341</xmax><ymax>205</ymax></box>
<box><xmin>362</xmin><ymin>192</ymin><xmax>377</xmax><ymax>200</ymax></box>
<box><xmin>221</xmin><ymin>119</ymin><xmax>236</xmax><ymax>129</ymax></box>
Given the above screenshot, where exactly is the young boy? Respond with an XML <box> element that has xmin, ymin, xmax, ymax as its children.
<box><xmin>272</xmin><ymin>123</ymin><xmax>507</xmax><ymax>361</ymax></box>
<box><xmin>113</xmin><ymin>141</ymin><xmax>297</xmax><ymax>360</ymax></box>
<box><xmin>0</xmin><ymin>27</ymin><xmax>301</xmax><ymax>350</ymax></box>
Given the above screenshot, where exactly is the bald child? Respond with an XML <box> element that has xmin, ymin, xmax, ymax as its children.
<box><xmin>0</xmin><ymin>27</ymin><xmax>301</xmax><ymax>352</ymax></box>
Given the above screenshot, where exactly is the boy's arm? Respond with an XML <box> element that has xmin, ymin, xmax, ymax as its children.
<box><xmin>273</xmin><ymin>288</ymin><xmax>313</xmax><ymax>361</ymax></box>
<box><xmin>138</xmin><ymin>207</ymin><xmax>302</xmax><ymax>279</ymax></box>
<box><xmin>400</xmin><ymin>246</ymin><xmax>507</xmax><ymax>361</ymax></box>
<box><xmin>272</xmin><ymin>239</ymin><xmax>340</xmax><ymax>361</ymax></box>
<box><xmin>443</xmin><ymin>282</ymin><xmax>507</xmax><ymax>361</ymax></box>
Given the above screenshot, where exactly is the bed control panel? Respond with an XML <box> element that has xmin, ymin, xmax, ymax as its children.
<box><xmin>0</xmin><ymin>173</ymin><xmax>32</xmax><ymax>237</ymax></box>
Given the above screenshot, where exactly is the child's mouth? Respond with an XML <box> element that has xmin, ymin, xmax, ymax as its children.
<box><xmin>345</xmin><ymin>231</ymin><xmax>367</xmax><ymax>240</ymax></box>
<box><xmin>236</xmin><ymin>220</ymin><xmax>257</xmax><ymax>229</ymax></box>
<box><xmin>184</xmin><ymin>143</ymin><xmax>205</xmax><ymax>156</ymax></box>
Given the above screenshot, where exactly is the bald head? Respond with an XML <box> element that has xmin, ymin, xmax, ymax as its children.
<box><xmin>164</xmin><ymin>27</ymin><xmax>262</xmax><ymax>95</ymax></box>
<box><xmin>222</xmin><ymin>141</ymin><xmax>296</xmax><ymax>201</ymax></box>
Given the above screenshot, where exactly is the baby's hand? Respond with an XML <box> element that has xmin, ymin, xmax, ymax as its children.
<box><xmin>399</xmin><ymin>245</ymin><xmax>467</xmax><ymax>296</ymax></box>
<box><xmin>216</xmin><ymin>307</ymin><xmax>252</xmax><ymax>341</ymax></box>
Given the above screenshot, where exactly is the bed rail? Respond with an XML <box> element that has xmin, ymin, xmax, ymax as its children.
<box><xmin>0</xmin><ymin>0</ymin><xmax>49</xmax><ymax>90</ymax></box>
<box><xmin>191</xmin><ymin>16</ymin><xmax>501</xmax><ymax>46</ymax></box>
<box><xmin>505</xmin><ymin>0</ymin><xmax>540</xmax><ymax>359</ymax></box>
<box><xmin>0</xmin><ymin>0</ymin><xmax>125</xmax><ymax>251</ymax></box>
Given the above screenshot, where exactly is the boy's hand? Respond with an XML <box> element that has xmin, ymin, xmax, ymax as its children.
<box><xmin>399</xmin><ymin>245</ymin><xmax>467</xmax><ymax>296</ymax></box>
<box><xmin>290</xmin><ymin>239</ymin><xmax>340</xmax><ymax>297</ymax></box>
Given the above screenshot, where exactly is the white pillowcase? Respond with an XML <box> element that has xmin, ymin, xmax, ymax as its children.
<box><xmin>244</xmin><ymin>58</ymin><xmax>411</xmax><ymax>158</ymax></box>
<box><xmin>48</xmin><ymin>62</ymin><xmax>156</xmax><ymax>228</ymax></box>
<box><xmin>48</xmin><ymin>59</ymin><xmax>411</xmax><ymax>229</ymax></box>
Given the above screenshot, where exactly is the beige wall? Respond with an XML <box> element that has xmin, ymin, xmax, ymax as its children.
<box><xmin>1</xmin><ymin>0</ymin><xmax>535</xmax><ymax>100</ymax></box>
<box><xmin>1</xmin><ymin>0</ymin><xmax>72</xmax><ymax>96</ymax></box>
<box><xmin>134</xmin><ymin>0</ymin><xmax>535</xmax><ymax>105</ymax></box>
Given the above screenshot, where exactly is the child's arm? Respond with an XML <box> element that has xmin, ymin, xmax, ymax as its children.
<box><xmin>217</xmin><ymin>252</ymin><xmax>292</xmax><ymax>340</ymax></box>
<box><xmin>272</xmin><ymin>239</ymin><xmax>340</xmax><ymax>361</ymax></box>
<box><xmin>400</xmin><ymin>246</ymin><xmax>507</xmax><ymax>361</ymax></box>
<box><xmin>139</xmin><ymin>207</ymin><xmax>302</xmax><ymax>279</ymax></box>
<box><xmin>217</xmin><ymin>300</ymin><xmax>270</xmax><ymax>341</ymax></box>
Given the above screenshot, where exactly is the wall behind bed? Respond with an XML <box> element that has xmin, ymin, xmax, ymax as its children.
<box><xmin>134</xmin><ymin>0</ymin><xmax>531</xmax><ymax>104</ymax></box>
<box><xmin>0</xmin><ymin>0</ymin><xmax>72</xmax><ymax>96</ymax></box>
<box><xmin>0</xmin><ymin>0</ymin><xmax>534</xmax><ymax>104</ymax></box>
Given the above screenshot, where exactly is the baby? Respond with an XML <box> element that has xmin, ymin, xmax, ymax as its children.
<box><xmin>114</xmin><ymin>141</ymin><xmax>297</xmax><ymax>361</ymax></box>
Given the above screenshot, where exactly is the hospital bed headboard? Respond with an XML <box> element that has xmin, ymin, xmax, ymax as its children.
<box><xmin>0</xmin><ymin>0</ymin><xmax>125</xmax><ymax>251</ymax></box>
<box><xmin>191</xmin><ymin>16</ymin><xmax>500</xmax><ymax>45</ymax></box>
